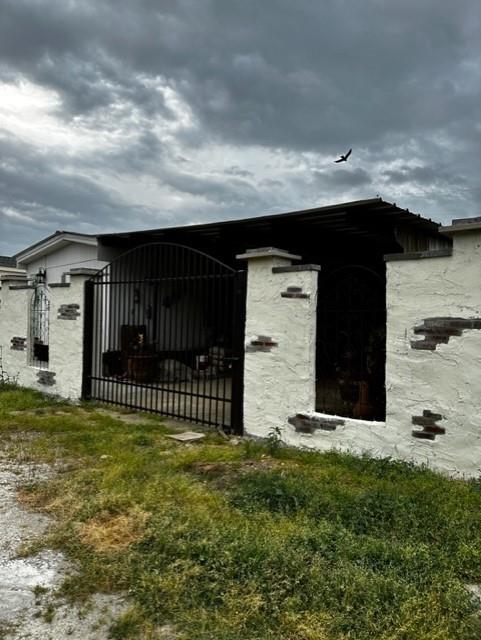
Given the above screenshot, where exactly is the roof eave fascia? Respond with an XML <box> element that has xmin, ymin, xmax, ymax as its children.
<box><xmin>15</xmin><ymin>233</ymin><xmax>97</xmax><ymax>265</ymax></box>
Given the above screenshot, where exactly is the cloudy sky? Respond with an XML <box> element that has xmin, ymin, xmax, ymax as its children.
<box><xmin>1</xmin><ymin>0</ymin><xmax>480</xmax><ymax>254</ymax></box>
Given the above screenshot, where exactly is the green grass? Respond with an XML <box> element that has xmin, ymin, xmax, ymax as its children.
<box><xmin>1</xmin><ymin>386</ymin><xmax>481</xmax><ymax>639</ymax></box>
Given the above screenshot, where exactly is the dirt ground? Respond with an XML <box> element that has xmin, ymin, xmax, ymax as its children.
<box><xmin>0</xmin><ymin>450</ymin><xmax>125</xmax><ymax>640</ymax></box>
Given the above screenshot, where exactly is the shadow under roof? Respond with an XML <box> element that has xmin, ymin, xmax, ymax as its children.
<box><xmin>99</xmin><ymin>198</ymin><xmax>447</xmax><ymax>267</ymax></box>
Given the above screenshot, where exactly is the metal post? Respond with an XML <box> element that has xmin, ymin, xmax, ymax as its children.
<box><xmin>230</xmin><ymin>270</ymin><xmax>247</xmax><ymax>434</ymax></box>
<box><xmin>82</xmin><ymin>279</ymin><xmax>94</xmax><ymax>400</ymax></box>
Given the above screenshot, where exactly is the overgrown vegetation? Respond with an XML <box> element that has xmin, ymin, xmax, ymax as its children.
<box><xmin>1</xmin><ymin>386</ymin><xmax>481</xmax><ymax>639</ymax></box>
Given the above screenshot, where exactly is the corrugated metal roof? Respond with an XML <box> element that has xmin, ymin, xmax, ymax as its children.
<box><xmin>99</xmin><ymin>198</ymin><xmax>440</xmax><ymax>244</ymax></box>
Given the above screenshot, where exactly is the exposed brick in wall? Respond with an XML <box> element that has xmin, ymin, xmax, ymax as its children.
<box><xmin>246</xmin><ymin>335</ymin><xmax>278</xmax><ymax>352</ymax></box>
<box><xmin>37</xmin><ymin>370</ymin><xmax>56</xmax><ymax>386</ymax></box>
<box><xmin>8</xmin><ymin>285</ymin><xmax>34</xmax><ymax>290</ymax></box>
<box><xmin>411</xmin><ymin>317</ymin><xmax>481</xmax><ymax>351</ymax></box>
<box><xmin>272</xmin><ymin>264</ymin><xmax>321</xmax><ymax>274</ymax></box>
<box><xmin>288</xmin><ymin>413</ymin><xmax>345</xmax><ymax>434</ymax></box>
<box><xmin>280</xmin><ymin>286</ymin><xmax>310</xmax><ymax>299</ymax></box>
<box><xmin>57</xmin><ymin>303</ymin><xmax>81</xmax><ymax>320</ymax></box>
<box><xmin>10</xmin><ymin>337</ymin><xmax>26</xmax><ymax>351</ymax></box>
<box><xmin>412</xmin><ymin>410</ymin><xmax>445</xmax><ymax>440</ymax></box>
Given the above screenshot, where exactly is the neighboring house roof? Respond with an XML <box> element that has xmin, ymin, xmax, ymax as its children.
<box><xmin>15</xmin><ymin>231</ymin><xmax>98</xmax><ymax>266</ymax></box>
<box><xmin>441</xmin><ymin>216</ymin><xmax>481</xmax><ymax>236</ymax></box>
<box><xmin>0</xmin><ymin>256</ymin><xmax>17</xmax><ymax>268</ymax></box>
<box><xmin>0</xmin><ymin>255</ymin><xmax>26</xmax><ymax>281</ymax></box>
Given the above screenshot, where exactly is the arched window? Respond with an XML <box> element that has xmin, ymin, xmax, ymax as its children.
<box><xmin>30</xmin><ymin>270</ymin><xmax>50</xmax><ymax>368</ymax></box>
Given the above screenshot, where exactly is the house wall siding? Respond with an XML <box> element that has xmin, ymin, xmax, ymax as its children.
<box><xmin>22</xmin><ymin>244</ymin><xmax>104</xmax><ymax>284</ymax></box>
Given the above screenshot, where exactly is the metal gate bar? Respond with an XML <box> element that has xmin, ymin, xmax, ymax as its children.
<box><xmin>82</xmin><ymin>243</ymin><xmax>246</xmax><ymax>433</ymax></box>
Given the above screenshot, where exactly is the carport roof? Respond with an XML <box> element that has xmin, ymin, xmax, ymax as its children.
<box><xmin>99</xmin><ymin>198</ymin><xmax>441</xmax><ymax>247</ymax></box>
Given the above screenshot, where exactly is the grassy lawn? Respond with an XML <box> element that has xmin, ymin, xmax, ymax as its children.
<box><xmin>1</xmin><ymin>386</ymin><xmax>481</xmax><ymax>639</ymax></box>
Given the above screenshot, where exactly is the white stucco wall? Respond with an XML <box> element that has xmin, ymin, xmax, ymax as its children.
<box><xmin>283</xmin><ymin>411</ymin><xmax>389</xmax><ymax>453</ymax></box>
<box><xmin>0</xmin><ymin>283</ymin><xmax>29</xmax><ymax>381</ymax></box>
<box><xmin>0</xmin><ymin>273</ymin><xmax>89</xmax><ymax>400</ymax></box>
<box><xmin>240</xmin><ymin>250</ymin><xmax>319</xmax><ymax>438</ymax></box>
<box><xmin>0</xmin><ymin>266</ymin><xmax>26</xmax><ymax>283</ymax></box>
<box><xmin>281</xmin><ymin>234</ymin><xmax>481</xmax><ymax>477</ymax></box>
<box><xmin>384</xmin><ymin>230</ymin><xmax>481</xmax><ymax>477</ymax></box>
<box><xmin>241</xmin><ymin>234</ymin><xmax>481</xmax><ymax>478</ymax></box>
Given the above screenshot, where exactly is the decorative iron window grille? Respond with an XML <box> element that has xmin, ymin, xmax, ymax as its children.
<box><xmin>30</xmin><ymin>282</ymin><xmax>50</xmax><ymax>368</ymax></box>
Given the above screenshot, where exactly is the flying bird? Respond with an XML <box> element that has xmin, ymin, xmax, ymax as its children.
<box><xmin>334</xmin><ymin>148</ymin><xmax>352</xmax><ymax>163</ymax></box>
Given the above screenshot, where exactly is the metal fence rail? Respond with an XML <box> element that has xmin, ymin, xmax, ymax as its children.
<box><xmin>83</xmin><ymin>243</ymin><xmax>246</xmax><ymax>433</ymax></box>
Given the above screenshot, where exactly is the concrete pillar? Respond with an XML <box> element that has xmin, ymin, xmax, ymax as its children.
<box><xmin>236</xmin><ymin>248</ymin><xmax>320</xmax><ymax>438</ymax></box>
<box><xmin>48</xmin><ymin>268</ymin><xmax>98</xmax><ymax>399</ymax></box>
<box><xmin>0</xmin><ymin>275</ymin><xmax>32</xmax><ymax>383</ymax></box>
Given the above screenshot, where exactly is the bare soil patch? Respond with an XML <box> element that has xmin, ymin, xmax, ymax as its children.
<box><xmin>0</xmin><ymin>437</ymin><xmax>125</xmax><ymax>640</ymax></box>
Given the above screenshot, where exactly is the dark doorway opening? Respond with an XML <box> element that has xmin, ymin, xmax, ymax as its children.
<box><xmin>316</xmin><ymin>264</ymin><xmax>386</xmax><ymax>421</ymax></box>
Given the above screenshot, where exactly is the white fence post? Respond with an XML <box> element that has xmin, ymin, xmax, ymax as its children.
<box><xmin>236</xmin><ymin>248</ymin><xmax>320</xmax><ymax>439</ymax></box>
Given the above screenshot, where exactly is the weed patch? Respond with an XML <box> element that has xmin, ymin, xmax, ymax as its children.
<box><xmin>78</xmin><ymin>507</ymin><xmax>150</xmax><ymax>553</ymax></box>
<box><xmin>2</xmin><ymin>387</ymin><xmax>481</xmax><ymax>639</ymax></box>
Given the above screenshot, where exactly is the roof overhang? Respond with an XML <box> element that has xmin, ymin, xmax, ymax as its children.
<box><xmin>15</xmin><ymin>231</ymin><xmax>97</xmax><ymax>266</ymax></box>
<box><xmin>99</xmin><ymin>198</ymin><xmax>442</xmax><ymax>249</ymax></box>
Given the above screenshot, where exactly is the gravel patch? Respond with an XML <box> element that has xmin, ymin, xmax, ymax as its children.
<box><xmin>0</xmin><ymin>444</ymin><xmax>125</xmax><ymax>639</ymax></box>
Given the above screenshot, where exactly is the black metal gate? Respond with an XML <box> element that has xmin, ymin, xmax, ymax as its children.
<box><xmin>82</xmin><ymin>243</ymin><xmax>246</xmax><ymax>433</ymax></box>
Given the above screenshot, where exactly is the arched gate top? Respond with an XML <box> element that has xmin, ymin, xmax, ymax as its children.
<box><xmin>89</xmin><ymin>242</ymin><xmax>237</xmax><ymax>282</ymax></box>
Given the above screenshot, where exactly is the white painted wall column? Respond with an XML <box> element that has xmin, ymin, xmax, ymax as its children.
<box><xmin>48</xmin><ymin>268</ymin><xmax>97</xmax><ymax>399</ymax></box>
<box><xmin>237</xmin><ymin>248</ymin><xmax>319</xmax><ymax>439</ymax></box>
<box><xmin>385</xmin><ymin>222</ymin><xmax>481</xmax><ymax>477</ymax></box>
<box><xmin>0</xmin><ymin>275</ymin><xmax>30</xmax><ymax>382</ymax></box>
<box><xmin>0</xmin><ymin>268</ymin><xmax>97</xmax><ymax>400</ymax></box>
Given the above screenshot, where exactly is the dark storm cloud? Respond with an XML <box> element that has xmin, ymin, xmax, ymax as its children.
<box><xmin>382</xmin><ymin>164</ymin><xmax>468</xmax><ymax>187</ymax></box>
<box><xmin>96</xmin><ymin>130</ymin><xmax>167</xmax><ymax>174</ymax></box>
<box><xmin>160</xmin><ymin>170</ymin><xmax>258</xmax><ymax>204</ymax></box>
<box><xmin>0</xmin><ymin>131</ymin><xmax>271</xmax><ymax>254</ymax></box>
<box><xmin>0</xmin><ymin>0</ymin><xmax>480</xmax><ymax>253</ymax></box>
<box><xmin>313</xmin><ymin>168</ymin><xmax>372</xmax><ymax>188</ymax></box>
<box><xmin>2</xmin><ymin>0</ymin><xmax>479</xmax><ymax>149</ymax></box>
<box><xmin>0</xmin><ymin>134</ymin><xmax>151</xmax><ymax>253</ymax></box>
<box><xmin>0</xmin><ymin>138</ymin><xmax>114</xmax><ymax>218</ymax></box>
